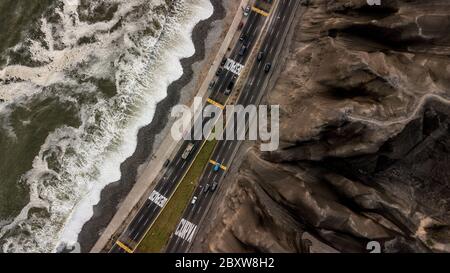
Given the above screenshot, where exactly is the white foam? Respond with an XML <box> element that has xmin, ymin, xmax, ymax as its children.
<box><xmin>0</xmin><ymin>0</ymin><xmax>213</xmax><ymax>253</ymax></box>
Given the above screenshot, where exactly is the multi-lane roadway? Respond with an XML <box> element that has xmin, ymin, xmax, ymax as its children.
<box><xmin>165</xmin><ymin>0</ymin><xmax>300</xmax><ymax>253</ymax></box>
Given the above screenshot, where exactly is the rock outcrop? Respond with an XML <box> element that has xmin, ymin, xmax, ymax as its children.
<box><xmin>199</xmin><ymin>0</ymin><xmax>450</xmax><ymax>253</ymax></box>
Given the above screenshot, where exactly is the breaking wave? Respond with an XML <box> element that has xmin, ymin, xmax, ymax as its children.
<box><xmin>0</xmin><ymin>0</ymin><xmax>213</xmax><ymax>252</ymax></box>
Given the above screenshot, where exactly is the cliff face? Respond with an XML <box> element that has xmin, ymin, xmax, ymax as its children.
<box><xmin>200</xmin><ymin>0</ymin><xmax>450</xmax><ymax>253</ymax></box>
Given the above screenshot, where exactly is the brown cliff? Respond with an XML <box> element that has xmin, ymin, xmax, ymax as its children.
<box><xmin>197</xmin><ymin>0</ymin><xmax>450</xmax><ymax>253</ymax></box>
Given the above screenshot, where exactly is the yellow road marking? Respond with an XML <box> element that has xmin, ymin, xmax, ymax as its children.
<box><xmin>252</xmin><ymin>6</ymin><xmax>270</xmax><ymax>17</ymax></box>
<box><xmin>209</xmin><ymin>160</ymin><xmax>227</xmax><ymax>171</ymax></box>
<box><xmin>207</xmin><ymin>98</ymin><xmax>224</xmax><ymax>109</ymax></box>
<box><xmin>116</xmin><ymin>240</ymin><xmax>133</xmax><ymax>253</ymax></box>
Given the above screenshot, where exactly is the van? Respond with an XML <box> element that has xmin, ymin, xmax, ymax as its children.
<box><xmin>182</xmin><ymin>143</ymin><xmax>194</xmax><ymax>159</ymax></box>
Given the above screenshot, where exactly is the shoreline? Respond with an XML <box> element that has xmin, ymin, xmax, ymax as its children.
<box><xmin>77</xmin><ymin>0</ymin><xmax>229</xmax><ymax>252</ymax></box>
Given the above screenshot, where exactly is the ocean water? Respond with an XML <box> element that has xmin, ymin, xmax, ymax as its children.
<box><xmin>0</xmin><ymin>0</ymin><xmax>213</xmax><ymax>253</ymax></box>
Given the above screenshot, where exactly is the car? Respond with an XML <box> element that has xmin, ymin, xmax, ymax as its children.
<box><xmin>213</xmin><ymin>163</ymin><xmax>221</xmax><ymax>172</ymax></box>
<box><xmin>257</xmin><ymin>51</ymin><xmax>265</xmax><ymax>62</ymax></box>
<box><xmin>238</xmin><ymin>22</ymin><xmax>244</xmax><ymax>30</ymax></box>
<box><xmin>208</xmin><ymin>81</ymin><xmax>216</xmax><ymax>90</ymax></box>
<box><xmin>204</xmin><ymin>184</ymin><xmax>210</xmax><ymax>193</ymax></box>
<box><xmin>264</xmin><ymin>63</ymin><xmax>272</xmax><ymax>73</ymax></box>
<box><xmin>228</xmin><ymin>80</ymin><xmax>235</xmax><ymax>89</ymax></box>
<box><xmin>239</xmin><ymin>45</ymin><xmax>247</xmax><ymax>56</ymax></box>
<box><xmin>221</xmin><ymin>58</ymin><xmax>227</xmax><ymax>66</ymax></box>
<box><xmin>211</xmin><ymin>182</ymin><xmax>218</xmax><ymax>192</ymax></box>
<box><xmin>243</xmin><ymin>39</ymin><xmax>251</xmax><ymax>48</ymax></box>
<box><xmin>225</xmin><ymin>80</ymin><xmax>235</xmax><ymax>95</ymax></box>
<box><xmin>244</xmin><ymin>5</ymin><xmax>251</xmax><ymax>16</ymax></box>
<box><xmin>239</xmin><ymin>34</ymin><xmax>246</xmax><ymax>42</ymax></box>
<box><xmin>191</xmin><ymin>196</ymin><xmax>198</xmax><ymax>205</ymax></box>
<box><xmin>216</xmin><ymin>67</ymin><xmax>223</xmax><ymax>76</ymax></box>
<box><xmin>163</xmin><ymin>159</ymin><xmax>170</xmax><ymax>167</ymax></box>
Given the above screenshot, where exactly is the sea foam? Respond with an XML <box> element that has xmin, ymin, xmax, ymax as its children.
<box><xmin>0</xmin><ymin>0</ymin><xmax>213</xmax><ymax>253</ymax></box>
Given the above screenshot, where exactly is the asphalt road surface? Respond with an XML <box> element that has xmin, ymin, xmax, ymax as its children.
<box><xmin>165</xmin><ymin>0</ymin><xmax>300</xmax><ymax>253</ymax></box>
<box><xmin>109</xmin><ymin>7</ymin><xmax>266</xmax><ymax>254</ymax></box>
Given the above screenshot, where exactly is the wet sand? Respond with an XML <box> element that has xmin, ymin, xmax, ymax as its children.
<box><xmin>77</xmin><ymin>0</ymin><xmax>229</xmax><ymax>252</ymax></box>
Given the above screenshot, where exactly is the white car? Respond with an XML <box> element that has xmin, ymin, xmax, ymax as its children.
<box><xmin>191</xmin><ymin>196</ymin><xmax>198</xmax><ymax>205</ymax></box>
<box><xmin>244</xmin><ymin>6</ymin><xmax>250</xmax><ymax>16</ymax></box>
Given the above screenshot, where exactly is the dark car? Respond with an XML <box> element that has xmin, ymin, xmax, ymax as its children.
<box><xmin>227</xmin><ymin>80</ymin><xmax>235</xmax><ymax>91</ymax></box>
<box><xmin>240</xmin><ymin>34</ymin><xmax>246</xmax><ymax>42</ymax></box>
<box><xmin>238</xmin><ymin>22</ymin><xmax>244</xmax><ymax>30</ymax></box>
<box><xmin>239</xmin><ymin>45</ymin><xmax>247</xmax><ymax>56</ymax></box>
<box><xmin>221</xmin><ymin>58</ymin><xmax>227</xmax><ymax>66</ymax></box>
<box><xmin>208</xmin><ymin>81</ymin><xmax>216</xmax><ymax>90</ymax></box>
<box><xmin>264</xmin><ymin>63</ymin><xmax>272</xmax><ymax>73</ymax></box>
<box><xmin>216</xmin><ymin>67</ymin><xmax>223</xmax><ymax>76</ymax></box>
<box><xmin>243</xmin><ymin>38</ymin><xmax>251</xmax><ymax>48</ymax></box>
<box><xmin>257</xmin><ymin>51</ymin><xmax>264</xmax><ymax>62</ymax></box>
<box><xmin>163</xmin><ymin>159</ymin><xmax>170</xmax><ymax>167</ymax></box>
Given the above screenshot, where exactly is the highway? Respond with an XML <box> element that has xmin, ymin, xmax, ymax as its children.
<box><xmin>109</xmin><ymin>4</ymin><xmax>266</xmax><ymax>254</ymax></box>
<box><xmin>165</xmin><ymin>0</ymin><xmax>300</xmax><ymax>253</ymax></box>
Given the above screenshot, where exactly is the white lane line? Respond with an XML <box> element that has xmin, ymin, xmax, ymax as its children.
<box><xmin>133</xmin><ymin>232</ymin><xmax>140</xmax><ymax>241</ymax></box>
<box><xmin>137</xmin><ymin>214</ymin><xmax>145</xmax><ymax>225</ymax></box>
<box><xmin>257</xmin><ymin>77</ymin><xmax>263</xmax><ymax>87</ymax></box>
<box><xmin>197</xmin><ymin>205</ymin><xmax>204</xmax><ymax>215</ymax></box>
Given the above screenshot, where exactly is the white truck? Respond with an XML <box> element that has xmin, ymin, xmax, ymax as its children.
<box><xmin>182</xmin><ymin>143</ymin><xmax>194</xmax><ymax>159</ymax></box>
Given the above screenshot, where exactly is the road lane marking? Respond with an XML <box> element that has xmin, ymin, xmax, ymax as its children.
<box><xmin>224</xmin><ymin>58</ymin><xmax>245</xmax><ymax>75</ymax></box>
<box><xmin>207</xmin><ymin>98</ymin><xmax>224</xmax><ymax>110</ymax></box>
<box><xmin>174</xmin><ymin>219</ymin><xmax>197</xmax><ymax>243</ymax></box>
<box><xmin>116</xmin><ymin>241</ymin><xmax>133</xmax><ymax>254</ymax></box>
<box><xmin>148</xmin><ymin>190</ymin><xmax>168</xmax><ymax>208</ymax></box>
<box><xmin>138</xmin><ymin>214</ymin><xmax>145</xmax><ymax>224</ymax></box>
<box><xmin>209</xmin><ymin>159</ymin><xmax>227</xmax><ymax>171</ymax></box>
<box><xmin>252</xmin><ymin>6</ymin><xmax>270</xmax><ymax>17</ymax></box>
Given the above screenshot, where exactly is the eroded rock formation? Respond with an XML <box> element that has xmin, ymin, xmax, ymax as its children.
<box><xmin>200</xmin><ymin>0</ymin><xmax>450</xmax><ymax>253</ymax></box>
